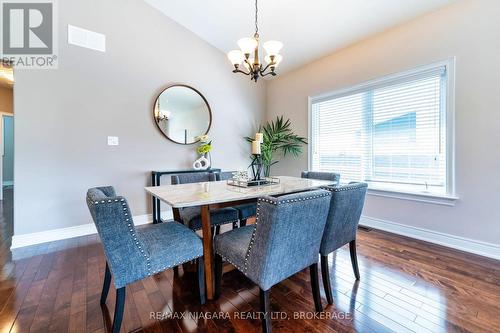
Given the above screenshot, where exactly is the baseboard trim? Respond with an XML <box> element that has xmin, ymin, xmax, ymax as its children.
<box><xmin>11</xmin><ymin>211</ymin><xmax>174</xmax><ymax>249</ymax></box>
<box><xmin>360</xmin><ymin>216</ymin><xmax>500</xmax><ymax>261</ymax></box>
<box><xmin>12</xmin><ymin>212</ymin><xmax>500</xmax><ymax>260</ymax></box>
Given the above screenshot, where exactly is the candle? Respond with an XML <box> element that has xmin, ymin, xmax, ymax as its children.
<box><xmin>251</xmin><ymin>140</ymin><xmax>261</xmax><ymax>155</ymax></box>
<box><xmin>255</xmin><ymin>132</ymin><xmax>264</xmax><ymax>143</ymax></box>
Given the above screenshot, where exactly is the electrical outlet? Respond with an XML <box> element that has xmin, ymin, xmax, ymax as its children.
<box><xmin>107</xmin><ymin>136</ymin><xmax>119</xmax><ymax>146</ymax></box>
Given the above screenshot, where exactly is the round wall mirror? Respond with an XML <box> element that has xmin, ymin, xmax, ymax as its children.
<box><xmin>153</xmin><ymin>85</ymin><xmax>212</xmax><ymax>144</ymax></box>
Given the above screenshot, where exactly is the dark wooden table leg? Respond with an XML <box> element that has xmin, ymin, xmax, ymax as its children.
<box><xmin>200</xmin><ymin>204</ymin><xmax>214</xmax><ymax>300</ymax></box>
<box><xmin>151</xmin><ymin>173</ymin><xmax>157</xmax><ymax>223</ymax></box>
<box><xmin>155</xmin><ymin>174</ymin><xmax>161</xmax><ymax>222</ymax></box>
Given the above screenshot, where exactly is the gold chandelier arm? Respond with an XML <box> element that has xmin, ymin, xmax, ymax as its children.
<box><xmin>260</xmin><ymin>62</ymin><xmax>273</xmax><ymax>74</ymax></box>
<box><xmin>260</xmin><ymin>69</ymin><xmax>277</xmax><ymax>77</ymax></box>
<box><xmin>233</xmin><ymin>68</ymin><xmax>251</xmax><ymax>76</ymax></box>
<box><xmin>244</xmin><ymin>58</ymin><xmax>254</xmax><ymax>71</ymax></box>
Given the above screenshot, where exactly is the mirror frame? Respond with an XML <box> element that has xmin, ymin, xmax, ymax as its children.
<box><xmin>153</xmin><ymin>84</ymin><xmax>212</xmax><ymax>145</ymax></box>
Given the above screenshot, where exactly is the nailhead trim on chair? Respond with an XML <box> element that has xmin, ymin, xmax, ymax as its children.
<box><xmin>241</xmin><ymin>192</ymin><xmax>331</xmax><ymax>273</ymax></box>
<box><xmin>258</xmin><ymin>192</ymin><xmax>331</xmax><ymax>206</ymax></box>
<box><xmin>320</xmin><ymin>183</ymin><xmax>367</xmax><ymax>192</ymax></box>
<box><xmin>150</xmin><ymin>254</ymin><xmax>202</xmax><ymax>274</ymax></box>
<box><xmin>87</xmin><ymin>196</ymin><xmax>204</xmax><ymax>283</ymax></box>
<box><xmin>89</xmin><ymin>197</ymin><xmax>152</xmax><ymax>275</ymax></box>
<box><xmin>217</xmin><ymin>254</ymin><xmax>246</xmax><ymax>273</ymax></box>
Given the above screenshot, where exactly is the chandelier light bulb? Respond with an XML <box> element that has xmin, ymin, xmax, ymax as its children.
<box><xmin>265</xmin><ymin>54</ymin><xmax>283</xmax><ymax>67</ymax></box>
<box><xmin>227</xmin><ymin>50</ymin><xmax>245</xmax><ymax>66</ymax></box>
<box><xmin>263</xmin><ymin>40</ymin><xmax>283</xmax><ymax>56</ymax></box>
<box><xmin>237</xmin><ymin>37</ymin><xmax>258</xmax><ymax>55</ymax></box>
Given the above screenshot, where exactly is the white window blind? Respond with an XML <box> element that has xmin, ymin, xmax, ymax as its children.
<box><xmin>311</xmin><ymin>65</ymin><xmax>450</xmax><ymax>195</ymax></box>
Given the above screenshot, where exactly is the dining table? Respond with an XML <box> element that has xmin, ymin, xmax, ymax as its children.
<box><xmin>145</xmin><ymin>175</ymin><xmax>336</xmax><ymax>300</ymax></box>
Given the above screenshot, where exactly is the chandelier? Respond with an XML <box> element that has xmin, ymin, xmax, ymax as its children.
<box><xmin>227</xmin><ymin>0</ymin><xmax>283</xmax><ymax>82</ymax></box>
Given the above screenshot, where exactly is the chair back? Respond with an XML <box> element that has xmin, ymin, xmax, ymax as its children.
<box><xmin>212</xmin><ymin>171</ymin><xmax>235</xmax><ymax>181</ymax></box>
<box><xmin>171</xmin><ymin>172</ymin><xmax>212</xmax><ymax>185</ymax></box>
<box><xmin>86</xmin><ymin>186</ymin><xmax>149</xmax><ymax>287</ymax></box>
<box><xmin>245</xmin><ymin>190</ymin><xmax>331</xmax><ymax>290</ymax></box>
<box><xmin>301</xmin><ymin>171</ymin><xmax>340</xmax><ymax>185</ymax></box>
<box><xmin>320</xmin><ymin>183</ymin><xmax>367</xmax><ymax>255</ymax></box>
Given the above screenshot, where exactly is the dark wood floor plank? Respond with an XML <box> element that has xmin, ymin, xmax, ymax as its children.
<box><xmin>1</xmin><ymin>228</ymin><xmax>499</xmax><ymax>333</ymax></box>
<box><xmin>131</xmin><ymin>288</ymin><xmax>164</xmax><ymax>332</ymax></box>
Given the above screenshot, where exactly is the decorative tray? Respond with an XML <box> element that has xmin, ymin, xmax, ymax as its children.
<box><xmin>227</xmin><ymin>177</ymin><xmax>280</xmax><ymax>188</ymax></box>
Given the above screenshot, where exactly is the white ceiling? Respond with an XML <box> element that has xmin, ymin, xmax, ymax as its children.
<box><xmin>144</xmin><ymin>0</ymin><xmax>457</xmax><ymax>74</ymax></box>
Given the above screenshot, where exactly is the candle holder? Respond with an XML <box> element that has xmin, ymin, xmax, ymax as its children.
<box><xmin>250</xmin><ymin>154</ymin><xmax>264</xmax><ymax>181</ymax></box>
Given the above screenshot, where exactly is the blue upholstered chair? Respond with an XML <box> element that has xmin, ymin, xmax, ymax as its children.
<box><xmin>301</xmin><ymin>170</ymin><xmax>341</xmax><ymax>185</ymax></box>
<box><xmin>86</xmin><ymin>186</ymin><xmax>205</xmax><ymax>333</ymax></box>
<box><xmin>211</xmin><ymin>171</ymin><xmax>257</xmax><ymax>227</ymax></box>
<box><xmin>319</xmin><ymin>183</ymin><xmax>367</xmax><ymax>305</ymax></box>
<box><xmin>171</xmin><ymin>172</ymin><xmax>239</xmax><ymax>234</ymax></box>
<box><xmin>214</xmin><ymin>190</ymin><xmax>331</xmax><ymax>333</ymax></box>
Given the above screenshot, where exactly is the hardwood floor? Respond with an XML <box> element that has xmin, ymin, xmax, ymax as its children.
<box><xmin>1</xmin><ymin>223</ymin><xmax>500</xmax><ymax>332</ymax></box>
<box><xmin>0</xmin><ymin>187</ymin><xmax>14</xmax><ymax>298</ymax></box>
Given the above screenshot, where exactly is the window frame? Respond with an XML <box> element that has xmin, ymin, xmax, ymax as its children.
<box><xmin>308</xmin><ymin>59</ymin><xmax>457</xmax><ymax>205</ymax></box>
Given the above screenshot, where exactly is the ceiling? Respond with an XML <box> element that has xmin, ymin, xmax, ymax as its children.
<box><xmin>144</xmin><ymin>0</ymin><xmax>458</xmax><ymax>74</ymax></box>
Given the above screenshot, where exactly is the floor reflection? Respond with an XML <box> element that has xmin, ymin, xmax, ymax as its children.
<box><xmin>327</xmin><ymin>239</ymin><xmax>450</xmax><ymax>332</ymax></box>
<box><xmin>0</xmin><ymin>186</ymin><xmax>13</xmax><ymax>283</ymax></box>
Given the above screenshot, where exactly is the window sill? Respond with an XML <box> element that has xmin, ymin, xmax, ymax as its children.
<box><xmin>367</xmin><ymin>188</ymin><xmax>459</xmax><ymax>206</ymax></box>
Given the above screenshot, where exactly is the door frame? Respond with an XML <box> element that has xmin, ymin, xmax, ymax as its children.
<box><xmin>0</xmin><ymin>113</ymin><xmax>14</xmax><ymax>200</ymax></box>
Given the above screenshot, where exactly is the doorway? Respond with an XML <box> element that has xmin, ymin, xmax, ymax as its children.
<box><xmin>0</xmin><ymin>61</ymin><xmax>14</xmax><ymax>281</ymax></box>
<box><xmin>2</xmin><ymin>115</ymin><xmax>14</xmax><ymax>188</ymax></box>
<box><xmin>0</xmin><ymin>62</ymin><xmax>14</xmax><ymax>200</ymax></box>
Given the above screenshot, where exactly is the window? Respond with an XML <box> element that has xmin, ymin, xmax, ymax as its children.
<box><xmin>310</xmin><ymin>61</ymin><xmax>454</xmax><ymax>197</ymax></box>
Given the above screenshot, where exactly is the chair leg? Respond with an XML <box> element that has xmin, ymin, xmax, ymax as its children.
<box><xmin>214</xmin><ymin>254</ymin><xmax>223</xmax><ymax>299</ymax></box>
<box><xmin>100</xmin><ymin>262</ymin><xmax>111</xmax><ymax>305</ymax></box>
<box><xmin>349</xmin><ymin>240</ymin><xmax>360</xmax><ymax>280</ymax></box>
<box><xmin>320</xmin><ymin>255</ymin><xmax>333</xmax><ymax>305</ymax></box>
<box><xmin>112</xmin><ymin>287</ymin><xmax>126</xmax><ymax>333</ymax></box>
<box><xmin>240</xmin><ymin>219</ymin><xmax>247</xmax><ymax>227</ymax></box>
<box><xmin>232</xmin><ymin>221</ymin><xmax>238</xmax><ymax>229</ymax></box>
<box><xmin>260</xmin><ymin>288</ymin><xmax>272</xmax><ymax>333</ymax></box>
<box><xmin>309</xmin><ymin>263</ymin><xmax>323</xmax><ymax>312</ymax></box>
<box><xmin>197</xmin><ymin>257</ymin><xmax>206</xmax><ymax>305</ymax></box>
<box><xmin>211</xmin><ymin>226</ymin><xmax>221</xmax><ymax>238</ymax></box>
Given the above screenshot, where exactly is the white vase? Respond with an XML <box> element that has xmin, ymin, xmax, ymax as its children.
<box><xmin>193</xmin><ymin>155</ymin><xmax>210</xmax><ymax>170</ymax></box>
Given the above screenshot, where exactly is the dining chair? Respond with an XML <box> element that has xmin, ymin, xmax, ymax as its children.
<box><xmin>301</xmin><ymin>171</ymin><xmax>341</xmax><ymax>185</ymax></box>
<box><xmin>214</xmin><ymin>190</ymin><xmax>331</xmax><ymax>333</ymax></box>
<box><xmin>86</xmin><ymin>186</ymin><xmax>205</xmax><ymax>333</ymax></box>
<box><xmin>319</xmin><ymin>183</ymin><xmax>367</xmax><ymax>305</ymax></box>
<box><xmin>171</xmin><ymin>172</ymin><xmax>239</xmax><ymax>234</ymax></box>
<box><xmin>210</xmin><ymin>171</ymin><xmax>257</xmax><ymax>228</ymax></box>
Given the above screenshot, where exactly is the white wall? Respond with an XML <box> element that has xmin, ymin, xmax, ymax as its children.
<box><xmin>267</xmin><ymin>0</ymin><xmax>500</xmax><ymax>246</ymax></box>
<box><xmin>13</xmin><ymin>0</ymin><xmax>266</xmax><ymax>235</ymax></box>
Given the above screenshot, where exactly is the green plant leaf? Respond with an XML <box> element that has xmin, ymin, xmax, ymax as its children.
<box><xmin>243</xmin><ymin>116</ymin><xmax>307</xmax><ymax>176</ymax></box>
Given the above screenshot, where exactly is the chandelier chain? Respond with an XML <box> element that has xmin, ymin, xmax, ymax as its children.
<box><xmin>228</xmin><ymin>0</ymin><xmax>281</xmax><ymax>82</ymax></box>
<box><xmin>255</xmin><ymin>0</ymin><xmax>259</xmax><ymax>34</ymax></box>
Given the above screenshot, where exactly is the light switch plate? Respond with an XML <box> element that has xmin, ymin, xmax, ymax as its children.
<box><xmin>107</xmin><ymin>136</ymin><xmax>119</xmax><ymax>146</ymax></box>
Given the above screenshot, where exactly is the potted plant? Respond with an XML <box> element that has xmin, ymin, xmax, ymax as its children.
<box><xmin>245</xmin><ymin>116</ymin><xmax>307</xmax><ymax>177</ymax></box>
<box><xmin>193</xmin><ymin>135</ymin><xmax>212</xmax><ymax>170</ymax></box>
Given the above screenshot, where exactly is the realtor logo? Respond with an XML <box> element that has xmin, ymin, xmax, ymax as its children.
<box><xmin>1</xmin><ymin>0</ymin><xmax>57</xmax><ymax>68</ymax></box>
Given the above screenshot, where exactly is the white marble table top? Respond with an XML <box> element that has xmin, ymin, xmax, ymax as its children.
<box><xmin>145</xmin><ymin>176</ymin><xmax>336</xmax><ymax>208</ymax></box>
